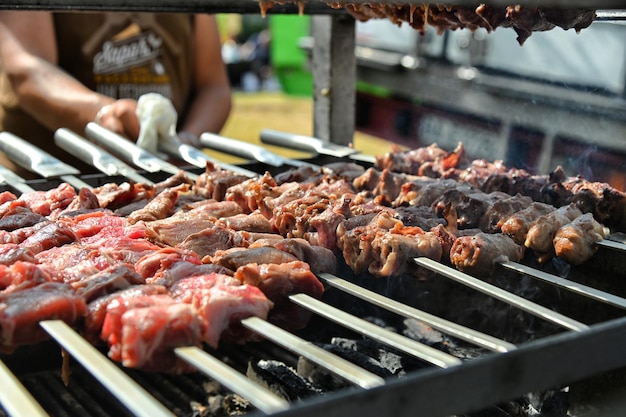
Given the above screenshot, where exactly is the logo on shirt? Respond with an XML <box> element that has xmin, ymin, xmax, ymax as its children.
<box><xmin>93</xmin><ymin>31</ymin><xmax>162</xmax><ymax>74</ymax></box>
<box><xmin>92</xmin><ymin>29</ymin><xmax>172</xmax><ymax>100</ymax></box>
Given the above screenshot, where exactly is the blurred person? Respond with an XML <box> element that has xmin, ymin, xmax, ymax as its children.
<box><xmin>0</xmin><ymin>11</ymin><xmax>232</xmax><ymax>176</ymax></box>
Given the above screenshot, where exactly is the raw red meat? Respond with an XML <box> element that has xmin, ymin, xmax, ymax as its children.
<box><xmin>101</xmin><ymin>294</ymin><xmax>201</xmax><ymax>372</ymax></box>
<box><xmin>170</xmin><ymin>274</ymin><xmax>273</xmax><ymax>348</ymax></box>
<box><xmin>0</xmin><ymin>282</ymin><xmax>86</xmax><ymax>352</ymax></box>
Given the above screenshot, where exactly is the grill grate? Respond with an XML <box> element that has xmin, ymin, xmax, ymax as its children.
<box><xmin>2</xmin><ymin>143</ymin><xmax>626</xmax><ymax>417</ymax></box>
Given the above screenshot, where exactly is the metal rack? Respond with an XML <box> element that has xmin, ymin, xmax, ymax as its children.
<box><xmin>3</xmin><ymin>3</ymin><xmax>626</xmax><ymax>417</ymax></box>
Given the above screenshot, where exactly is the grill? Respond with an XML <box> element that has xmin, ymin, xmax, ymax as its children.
<box><xmin>2</xmin><ymin>124</ymin><xmax>626</xmax><ymax>417</ymax></box>
<box><xmin>2</xmin><ymin>2</ymin><xmax>626</xmax><ymax>417</ymax></box>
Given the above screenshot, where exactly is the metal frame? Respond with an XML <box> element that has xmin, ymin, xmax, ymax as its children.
<box><xmin>3</xmin><ymin>2</ymin><xmax>626</xmax><ymax>417</ymax></box>
<box><xmin>264</xmin><ymin>316</ymin><xmax>626</xmax><ymax>417</ymax></box>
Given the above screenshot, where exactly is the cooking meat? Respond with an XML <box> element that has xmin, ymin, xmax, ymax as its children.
<box><xmin>369</xmin><ymin>224</ymin><xmax>443</xmax><ymax>277</ymax></box>
<box><xmin>20</xmin><ymin>221</ymin><xmax>77</xmax><ymax>254</ymax></box>
<box><xmin>524</xmin><ymin>204</ymin><xmax>583</xmax><ymax>263</ymax></box>
<box><xmin>478</xmin><ymin>194</ymin><xmax>533</xmax><ymax>233</ymax></box>
<box><xmin>314</xmin><ymin>2</ymin><xmax>595</xmax><ymax>45</ymax></box>
<box><xmin>0</xmin><ymin>207</ymin><xmax>45</xmax><ymax>231</ymax></box>
<box><xmin>177</xmin><ymin>225</ymin><xmax>249</xmax><ymax>258</ymax></box>
<box><xmin>0</xmin><ymin>244</ymin><xmax>35</xmax><ymax>265</ymax></box>
<box><xmin>83</xmin><ymin>284</ymin><xmax>168</xmax><ymax>343</ymax></box>
<box><xmin>450</xmin><ymin>233</ymin><xmax>524</xmax><ymax>277</ymax></box>
<box><xmin>210</xmin><ymin>247</ymin><xmax>299</xmax><ymax>271</ymax></box>
<box><xmin>0</xmin><ymin>282</ymin><xmax>86</xmax><ymax>352</ymax></box>
<box><xmin>553</xmin><ymin>213</ymin><xmax>608</xmax><ymax>265</ymax></box>
<box><xmin>500</xmin><ymin>202</ymin><xmax>555</xmax><ymax>245</ymax></box>
<box><xmin>0</xmin><ymin>261</ymin><xmax>55</xmax><ymax>294</ymax></box>
<box><xmin>101</xmin><ymin>294</ymin><xmax>201</xmax><ymax>373</ymax></box>
<box><xmin>71</xmin><ymin>263</ymin><xmax>145</xmax><ymax>303</ymax></box>
<box><xmin>17</xmin><ymin>182</ymin><xmax>77</xmax><ymax>218</ymax></box>
<box><xmin>127</xmin><ymin>187</ymin><xmax>182</xmax><ymax>224</ymax></box>
<box><xmin>249</xmin><ymin>238</ymin><xmax>337</xmax><ymax>274</ymax></box>
<box><xmin>93</xmin><ymin>181</ymin><xmax>155</xmax><ymax>210</ymax></box>
<box><xmin>216</xmin><ymin>212</ymin><xmax>275</xmax><ymax>233</ymax></box>
<box><xmin>234</xmin><ymin>261</ymin><xmax>324</xmax><ymax>330</ymax></box>
<box><xmin>170</xmin><ymin>273</ymin><xmax>273</xmax><ymax>348</ymax></box>
<box><xmin>195</xmin><ymin>164</ymin><xmax>250</xmax><ymax>201</ymax></box>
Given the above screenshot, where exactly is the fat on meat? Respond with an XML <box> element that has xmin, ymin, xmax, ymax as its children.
<box><xmin>71</xmin><ymin>264</ymin><xmax>146</xmax><ymax>303</ymax></box>
<box><xmin>210</xmin><ymin>247</ymin><xmax>299</xmax><ymax>272</ymax></box>
<box><xmin>178</xmin><ymin>225</ymin><xmax>249</xmax><ymax>259</ymax></box>
<box><xmin>234</xmin><ymin>261</ymin><xmax>323</xmax><ymax>330</ymax></box>
<box><xmin>248</xmin><ymin>238</ymin><xmax>337</xmax><ymax>274</ymax></box>
<box><xmin>0</xmin><ymin>282</ymin><xmax>86</xmax><ymax>353</ymax></box>
<box><xmin>170</xmin><ymin>273</ymin><xmax>273</xmax><ymax>348</ymax></box>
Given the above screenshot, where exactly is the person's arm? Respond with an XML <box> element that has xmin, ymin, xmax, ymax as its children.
<box><xmin>0</xmin><ymin>11</ymin><xmax>140</xmax><ymax>139</ymax></box>
<box><xmin>179</xmin><ymin>14</ymin><xmax>232</xmax><ymax>140</ymax></box>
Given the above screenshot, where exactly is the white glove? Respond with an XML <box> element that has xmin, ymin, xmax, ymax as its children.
<box><xmin>135</xmin><ymin>93</ymin><xmax>179</xmax><ymax>154</ymax></box>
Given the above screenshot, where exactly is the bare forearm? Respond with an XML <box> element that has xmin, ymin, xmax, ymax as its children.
<box><xmin>0</xmin><ymin>22</ymin><xmax>111</xmax><ymax>134</ymax></box>
<box><xmin>11</xmin><ymin>57</ymin><xmax>111</xmax><ymax>133</ymax></box>
<box><xmin>180</xmin><ymin>84</ymin><xmax>232</xmax><ymax>137</ymax></box>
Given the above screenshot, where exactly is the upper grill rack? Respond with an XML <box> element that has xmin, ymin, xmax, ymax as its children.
<box><xmin>2</xmin><ymin>131</ymin><xmax>626</xmax><ymax>417</ymax></box>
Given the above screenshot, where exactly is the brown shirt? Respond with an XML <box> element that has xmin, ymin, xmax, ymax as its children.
<box><xmin>0</xmin><ymin>12</ymin><xmax>194</xmax><ymax>177</ymax></box>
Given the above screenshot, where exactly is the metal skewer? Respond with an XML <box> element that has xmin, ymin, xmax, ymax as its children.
<box><xmin>40</xmin><ymin>320</ymin><xmax>175</xmax><ymax>417</ymax></box>
<box><xmin>414</xmin><ymin>257</ymin><xmax>589</xmax><ymax>332</ymax></box>
<box><xmin>174</xmin><ymin>346</ymin><xmax>290</xmax><ymax>414</ymax></box>
<box><xmin>241</xmin><ymin>316</ymin><xmax>385</xmax><ymax>389</ymax></box>
<box><xmin>0</xmin><ymin>164</ymin><xmax>36</xmax><ymax>194</ymax></box>
<box><xmin>0</xmin><ymin>132</ymin><xmax>92</xmax><ymax>190</ymax></box>
<box><xmin>54</xmin><ymin>128</ymin><xmax>154</xmax><ymax>185</ymax></box>
<box><xmin>0</xmin><ymin>359</ymin><xmax>48</xmax><ymax>417</ymax></box>
<box><xmin>499</xmin><ymin>260</ymin><xmax>626</xmax><ymax>310</ymax></box>
<box><xmin>290</xmin><ymin>293</ymin><xmax>462</xmax><ymax>368</ymax></box>
<box><xmin>318</xmin><ymin>272</ymin><xmax>516</xmax><ymax>353</ymax></box>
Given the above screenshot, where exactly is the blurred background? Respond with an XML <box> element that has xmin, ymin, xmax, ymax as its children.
<box><xmin>215</xmin><ymin>13</ymin><xmax>626</xmax><ymax>190</ymax></box>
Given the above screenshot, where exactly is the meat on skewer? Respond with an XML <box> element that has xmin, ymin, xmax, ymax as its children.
<box><xmin>553</xmin><ymin>213</ymin><xmax>608</xmax><ymax>265</ymax></box>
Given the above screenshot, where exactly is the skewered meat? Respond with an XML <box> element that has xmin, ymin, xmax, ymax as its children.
<box><xmin>235</xmin><ymin>261</ymin><xmax>324</xmax><ymax>330</ymax></box>
<box><xmin>553</xmin><ymin>213</ymin><xmax>608</xmax><ymax>265</ymax></box>
<box><xmin>525</xmin><ymin>204</ymin><xmax>583</xmax><ymax>263</ymax></box>
<box><xmin>0</xmin><ymin>261</ymin><xmax>55</xmax><ymax>294</ymax></box>
<box><xmin>450</xmin><ymin>233</ymin><xmax>524</xmax><ymax>277</ymax></box>
<box><xmin>501</xmin><ymin>202</ymin><xmax>555</xmax><ymax>245</ymax></box>
<box><xmin>84</xmin><ymin>284</ymin><xmax>169</xmax><ymax>344</ymax></box>
<box><xmin>101</xmin><ymin>293</ymin><xmax>201</xmax><ymax>373</ymax></box>
<box><xmin>170</xmin><ymin>273</ymin><xmax>273</xmax><ymax>348</ymax></box>
<box><xmin>249</xmin><ymin>238</ymin><xmax>337</xmax><ymax>274</ymax></box>
<box><xmin>0</xmin><ymin>282</ymin><xmax>86</xmax><ymax>352</ymax></box>
<box><xmin>318</xmin><ymin>2</ymin><xmax>595</xmax><ymax>45</ymax></box>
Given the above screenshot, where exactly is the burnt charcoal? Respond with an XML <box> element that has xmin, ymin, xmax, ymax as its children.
<box><xmin>246</xmin><ymin>359</ymin><xmax>322</xmax><ymax>401</ymax></box>
<box><xmin>297</xmin><ymin>355</ymin><xmax>349</xmax><ymax>391</ymax></box>
<box><xmin>330</xmin><ymin>337</ymin><xmax>405</xmax><ymax>376</ymax></box>
<box><xmin>403</xmin><ymin>319</ymin><xmax>487</xmax><ymax>361</ymax></box>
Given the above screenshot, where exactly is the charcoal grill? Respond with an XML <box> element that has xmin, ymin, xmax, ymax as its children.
<box><xmin>2</xmin><ymin>1</ymin><xmax>626</xmax><ymax>417</ymax></box>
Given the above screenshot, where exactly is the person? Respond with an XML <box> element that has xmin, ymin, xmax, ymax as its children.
<box><xmin>0</xmin><ymin>11</ymin><xmax>232</xmax><ymax>176</ymax></box>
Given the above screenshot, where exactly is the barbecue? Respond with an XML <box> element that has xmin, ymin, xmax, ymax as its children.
<box><xmin>2</xmin><ymin>1</ymin><xmax>626</xmax><ymax>417</ymax></box>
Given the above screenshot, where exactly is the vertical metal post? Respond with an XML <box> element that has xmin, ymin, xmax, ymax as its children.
<box><xmin>311</xmin><ymin>14</ymin><xmax>355</xmax><ymax>146</ymax></box>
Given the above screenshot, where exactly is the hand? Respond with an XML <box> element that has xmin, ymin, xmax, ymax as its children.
<box><xmin>94</xmin><ymin>99</ymin><xmax>141</xmax><ymax>141</ymax></box>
